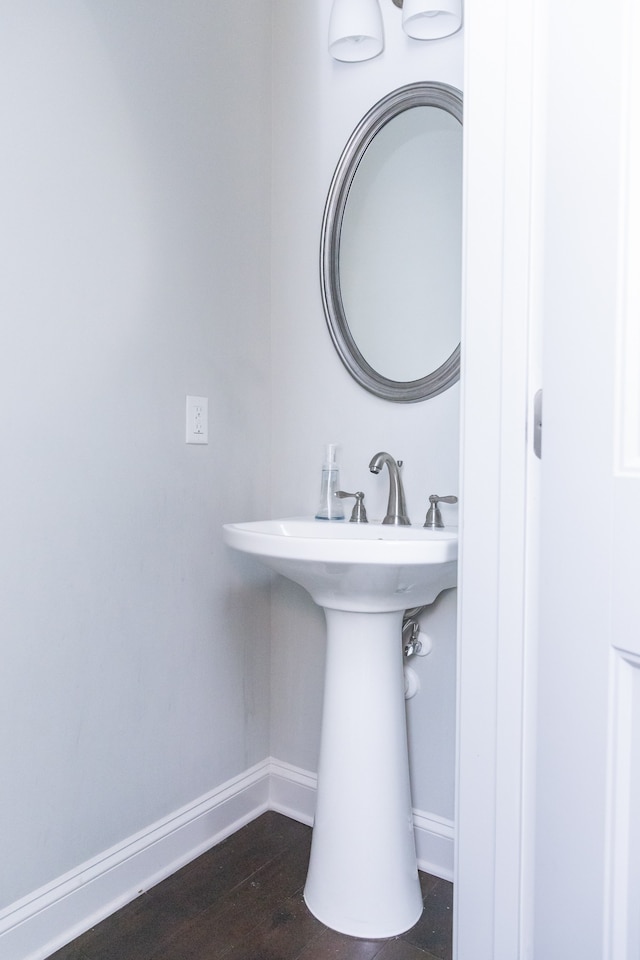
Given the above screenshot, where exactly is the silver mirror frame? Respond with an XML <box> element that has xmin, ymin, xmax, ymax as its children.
<box><xmin>320</xmin><ymin>81</ymin><xmax>463</xmax><ymax>403</ymax></box>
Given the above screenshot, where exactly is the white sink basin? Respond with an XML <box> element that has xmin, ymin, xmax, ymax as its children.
<box><xmin>223</xmin><ymin>515</ymin><xmax>458</xmax><ymax>938</ymax></box>
<box><xmin>222</xmin><ymin>517</ymin><xmax>457</xmax><ymax>612</ymax></box>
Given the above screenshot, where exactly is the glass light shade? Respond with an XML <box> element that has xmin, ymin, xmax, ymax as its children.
<box><xmin>402</xmin><ymin>0</ymin><xmax>462</xmax><ymax>40</ymax></box>
<box><xmin>328</xmin><ymin>0</ymin><xmax>384</xmax><ymax>62</ymax></box>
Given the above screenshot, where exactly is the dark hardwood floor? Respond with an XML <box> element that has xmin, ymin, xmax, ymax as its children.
<box><xmin>48</xmin><ymin>812</ymin><xmax>452</xmax><ymax>960</ymax></box>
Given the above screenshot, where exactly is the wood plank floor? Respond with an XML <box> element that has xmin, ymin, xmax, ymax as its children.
<box><xmin>48</xmin><ymin>812</ymin><xmax>452</xmax><ymax>960</ymax></box>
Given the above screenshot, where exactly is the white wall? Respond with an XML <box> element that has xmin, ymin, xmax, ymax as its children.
<box><xmin>269</xmin><ymin>0</ymin><xmax>463</xmax><ymax>820</ymax></box>
<box><xmin>0</xmin><ymin>0</ymin><xmax>463</xmax><ymax>928</ymax></box>
<box><xmin>0</xmin><ymin>0</ymin><xmax>272</xmax><ymax>910</ymax></box>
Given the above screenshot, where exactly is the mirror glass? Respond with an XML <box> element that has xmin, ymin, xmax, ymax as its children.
<box><xmin>320</xmin><ymin>83</ymin><xmax>463</xmax><ymax>402</ymax></box>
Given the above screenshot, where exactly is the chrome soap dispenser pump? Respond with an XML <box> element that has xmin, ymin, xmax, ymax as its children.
<box><xmin>315</xmin><ymin>443</ymin><xmax>345</xmax><ymax>521</ymax></box>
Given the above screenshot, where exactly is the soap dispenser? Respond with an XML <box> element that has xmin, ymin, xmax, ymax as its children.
<box><xmin>315</xmin><ymin>443</ymin><xmax>345</xmax><ymax>521</ymax></box>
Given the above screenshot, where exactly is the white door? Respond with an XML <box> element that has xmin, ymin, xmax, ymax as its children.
<box><xmin>533</xmin><ymin>0</ymin><xmax>640</xmax><ymax>956</ymax></box>
<box><xmin>457</xmin><ymin>0</ymin><xmax>640</xmax><ymax>957</ymax></box>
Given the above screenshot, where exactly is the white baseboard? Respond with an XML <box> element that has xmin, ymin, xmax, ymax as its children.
<box><xmin>413</xmin><ymin>809</ymin><xmax>454</xmax><ymax>882</ymax></box>
<box><xmin>0</xmin><ymin>758</ymin><xmax>453</xmax><ymax>960</ymax></box>
<box><xmin>0</xmin><ymin>761</ymin><xmax>271</xmax><ymax>960</ymax></box>
<box><xmin>267</xmin><ymin>759</ymin><xmax>454</xmax><ymax>880</ymax></box>
<box><xmin>268</xmin><ymin>757</ymin><xmax>317</xmax><ymax>826</ymax></box>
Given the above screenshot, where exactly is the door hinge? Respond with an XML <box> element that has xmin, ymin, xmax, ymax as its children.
<box><xmin>533</xmin><ymin>388</ymin><xmax>543</xmax><ymax>459</ymax></box>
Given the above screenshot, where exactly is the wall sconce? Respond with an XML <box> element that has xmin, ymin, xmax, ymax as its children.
<box><xmin>328</xmin><ymin>0</ymin><xmax>384</xmax><ymax>62</ymax></box>
<box><xmin>328</xmin><ymin>0</ymin><xmax>461</xmax><ymax>62</ymax></box>
<box><xmin>397</xmin><ymin>0</ymin><xmax>462</xmax><ymax>40</ymax></box>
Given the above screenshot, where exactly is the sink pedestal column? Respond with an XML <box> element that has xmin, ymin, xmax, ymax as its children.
<box><xmin>303</xmin><ymin>608</ymin><xmax>423</xmax><ymax>939</ymax></box>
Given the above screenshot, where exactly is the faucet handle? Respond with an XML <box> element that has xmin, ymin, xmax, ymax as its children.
<box><xmin>336</xmin><ymin>491</ymin><xmax>368</xmax><ymax>523</ymax></box>
<box><xmin>424</xmin><ymin>494</ymin><xmax>458</xmax><ymax>529</ymax></box>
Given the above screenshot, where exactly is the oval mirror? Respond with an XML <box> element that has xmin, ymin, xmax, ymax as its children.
<box><xmin>320</xmin><ymin>82</ymin><xmax>463</xmax><ymax>403</ymax></box>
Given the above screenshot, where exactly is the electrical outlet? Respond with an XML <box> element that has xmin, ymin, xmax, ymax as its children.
<box><xmin>186</xmin><ymin>395</ymin><xmax>208</xmax><ymax>444</ymax></box>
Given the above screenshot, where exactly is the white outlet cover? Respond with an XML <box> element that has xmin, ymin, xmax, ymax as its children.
<box><xmin>186</xmin><ymin>395</ymin><xmax>208</xmax><ymax>444</ymax></box>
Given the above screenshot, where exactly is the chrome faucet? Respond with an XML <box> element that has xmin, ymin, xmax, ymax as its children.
<box><xmin>368</xmin><ymin>452</ymin><xmax>411</xmax><ymax>526</ymax></box>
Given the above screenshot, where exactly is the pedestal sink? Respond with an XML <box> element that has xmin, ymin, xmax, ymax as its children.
<box><xmin>222</xmin><ymin>517</ymin><xmax>457</xmax><ymax>939</ymax></box>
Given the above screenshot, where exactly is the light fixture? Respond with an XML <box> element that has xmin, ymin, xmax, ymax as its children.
<box><xmin>396</xmin><ymin>0</ymin><xmax>462</xmax><ymax>40</ymax></box>
<box><xmin>328</xmin><ymin>0</ymin><xmax>384</xmax><ymax>62</ymax></box>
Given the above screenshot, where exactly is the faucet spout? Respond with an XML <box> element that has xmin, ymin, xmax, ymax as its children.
<box><xmin>368</xmin><ymin>451</ymin><xmax>411</xmax><ymax>526</ymax></box>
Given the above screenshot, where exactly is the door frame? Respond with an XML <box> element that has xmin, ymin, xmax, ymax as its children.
<box><xmin>455</xmin><ymin>0</ymin><xmax>542</xmax><ymax>956</ymax></box>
